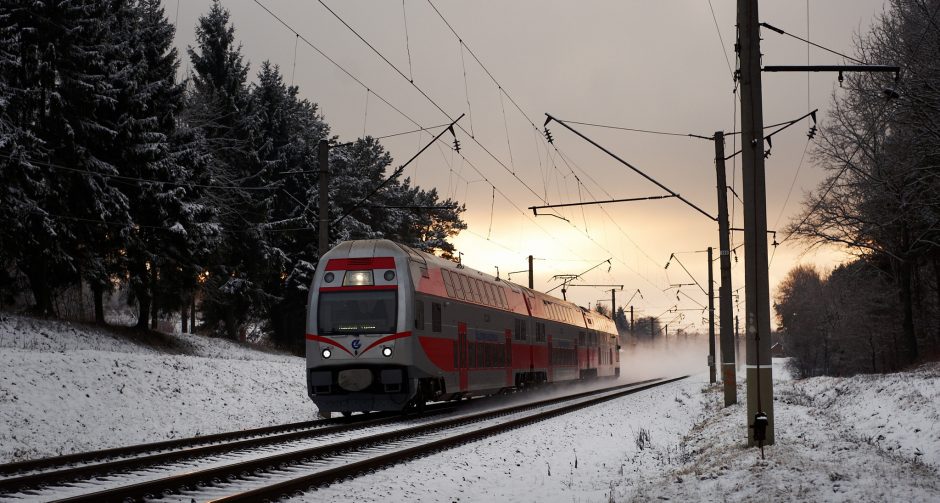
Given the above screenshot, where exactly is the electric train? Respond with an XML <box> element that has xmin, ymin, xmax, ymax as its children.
<box><xmin>305</xmin><ymin>239</ymin><xmax>620</xmax><ymax>414</ymax></box>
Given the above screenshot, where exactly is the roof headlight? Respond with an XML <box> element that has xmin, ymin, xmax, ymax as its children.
<box><xmin>382</xmin><ymin>346</ymin><xmax>393</xmax><ymax>357</ymax></box>
<box><xmin>321</xmin><ymin>348</ymin><xmax>332</xmax><ymax>359</ymax></box>
<box><xmin>343</xmin><ymin>270</ymin><xmax>374</xmax><ymax>286</ymax></box>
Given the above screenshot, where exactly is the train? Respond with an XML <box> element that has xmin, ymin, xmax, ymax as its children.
<box><xmin>305</xmin><ymin>239</ymin><xmax>621</xmax><ymax>415</ymax></box>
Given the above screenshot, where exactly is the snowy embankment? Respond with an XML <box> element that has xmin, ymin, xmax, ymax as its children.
<box><xmin>1</xmin><ymin>315</ymin><xmax>938</xmax><ymax>502</ymax></box>
<box><xmin>630</xmin><ymin>362</ymin><xmax>940</xmax><ymax>502</ymax></box>
<box><xmin>0</xmin><ymin>314</ymin><xmax>313</xmax><ymax>463</ymax></box>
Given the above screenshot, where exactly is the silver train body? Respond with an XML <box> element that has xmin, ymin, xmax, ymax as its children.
<box><xmin>306</xmin><ymin>239</ymin><xmax>620</xmax><ymax>413</ymax></box>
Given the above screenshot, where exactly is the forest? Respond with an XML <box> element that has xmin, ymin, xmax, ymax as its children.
<box><xmin>0</xmin><ymin>1</ymin><xmax>465</xmax><ymax>351</ymax></box>
<box><xmin>778</xmin><ymin>0</ymin><xmax>940</xmax><ymax>376</ymax></box>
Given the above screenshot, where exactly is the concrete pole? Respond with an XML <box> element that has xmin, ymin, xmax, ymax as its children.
<box><xmin>708</xmin><ymin>247</ymin><xmax>716</xmax><ymax>384</ymax></box>
<box><xmin>630</xmin><ymin>305</ymin><xmax>634</xmax><ymax>332</ymax></box>
<box><xmin>611</xmin><ymin>289</ymin><xmax>616</xmax><ymax>319</ymax></box>
<box><xmin>737</xmin><ymin>0</ymin><xmax>775</xmax><ymax>446</ymax></box>
<box><xmin>528</xmin><ymin>255</ymin><xmax>534</xmax><ymax>289</ymax></box>
<box><xmin>715</xmin><ymin>131</ymin><xmax>737</xmax><ymax>405</ymax></box>
<box><xmin>317</xmin><ymin>140</ymin><xmax>330</xmax><ymax>259</ymax></box>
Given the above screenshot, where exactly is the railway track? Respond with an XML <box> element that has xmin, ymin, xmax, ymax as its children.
<box><xmin>0</xmin><ymin>376</ymin><xmax>685</xmax><ymax>502</ymax></box>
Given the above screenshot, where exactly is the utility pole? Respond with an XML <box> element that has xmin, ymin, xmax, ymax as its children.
<box><xmin>737</xmin><ymin>0</ymin><xmax>774</xmax><ymax>446</ymax></box>
<box><xmin>630</xmin><ymin>305</ymin><xmax>634</xmax><ymax>332</ymax></box>
<box><xmin>708</xmin><ymin>247</ymin><xmax>716</xmax><ymax>384</ymax></box>
<box><xmin>528</xmin><ymin>255</ymin><xmax>534</xmax><ymax>289</ymax></box>
<box><xmin>715</xmin><ymin>131</ymin><xmax>737</xmax><ymax>405</ymax></box>
<box><xmin>611</xmin><ymin>289</ymin><xmax>616</xmax><ymax>318</ymax></box>
<box><xmin>318</xmin><ymin>139</ymin><xmax>330</xmax><ymax>259</ymax></box>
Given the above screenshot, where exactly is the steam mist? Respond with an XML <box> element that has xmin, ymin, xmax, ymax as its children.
<box><xmin>619</xmin><ymin>334</ymin><xmax>711</xmax><ymax>382</ymax></box>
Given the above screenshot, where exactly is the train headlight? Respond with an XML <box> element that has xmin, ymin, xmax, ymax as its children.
<box><xmin>324</xmin><ymin>272</ymin><xmax>335</xmax><ymax>283</ymax></box>
<box><xmin>321</xmin><ymin>348</ymin><xmax>332</xmax><ymax>359</ymax></box>
<box><xmin>343</xmin><ymin>270</ymin><xmax>373</xmax><ymax>286</ymax></box>
<box><xmin>383</xmin><ymin>270</ymin><xmax>395</xmax><ymax>281</ymax></box>
<box><xmin>382</xmin><ymin>346</ymin><xmax>393</xmax><ymax>357</ymax></box>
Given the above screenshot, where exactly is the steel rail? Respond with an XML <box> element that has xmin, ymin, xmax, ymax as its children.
<box><xmin>40</xmin><ymin>378</ymin><xmax>672</xmax><ymax>502</ymax></box>
<box><xmin>0</xmin><ymin>404</ymin><xmax>459</xmax><ymax>493</ymax></box>
<box><xmin>213</xmin><ymin>375</ymin><xmax>689</xmax><ymax>502</ymax></box>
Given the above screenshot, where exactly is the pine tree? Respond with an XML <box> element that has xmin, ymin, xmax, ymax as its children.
<box><xmin>107</xmin><ymin>0</ymin><xmax>220</xmax><ymax>330</ymax></box>
<box><xmin>187</xmin><ymin>1</ymin><xmax>272</xmax><ymax>339</ymax></box>
<box><xmin>0</xmin><ymin>1</ymin><xmax>131</xmax><ymax>315</ymax></box>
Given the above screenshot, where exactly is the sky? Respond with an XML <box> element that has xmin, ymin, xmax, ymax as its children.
<box><xmin>165</xmin><ymin>0</ymin><xmax>889</xmax><ymax>332</ymax></box>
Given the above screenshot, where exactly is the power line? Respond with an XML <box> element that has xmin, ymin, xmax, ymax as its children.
<box><xmin>313</xmin><ymin>0</ymin><xmax>548</xmax><ymax>205</ymax></box>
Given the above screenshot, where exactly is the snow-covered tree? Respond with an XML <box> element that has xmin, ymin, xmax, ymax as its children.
<box><xmin>0</xmin><ymin>1</ymin><xmax>131</xmax><ymax>315</ymax></box>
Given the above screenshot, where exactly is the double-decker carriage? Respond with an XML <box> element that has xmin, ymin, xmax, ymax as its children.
<box><xmin>306</xmin><ymin>239</ymin><xmax>620</xmax><ymax>414</ymax></box>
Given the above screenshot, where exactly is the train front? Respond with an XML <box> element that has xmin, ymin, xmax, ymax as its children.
<box><xmin>305</xmin><ymin>240</ymin><xmax>416</xmax><ymax>414</ymax></box>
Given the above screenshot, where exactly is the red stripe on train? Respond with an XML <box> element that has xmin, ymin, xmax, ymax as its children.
<box><xmin>361</xmin><ymin>331</ymin><xmax>413</xmax><ymax>354</ymax></box>
<box><xmin>304</xmin><ymin>334</ymin><xmax>354</xmax><ymax>356</ymax></box>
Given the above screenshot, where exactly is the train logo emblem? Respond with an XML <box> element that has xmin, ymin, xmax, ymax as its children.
<box><xmin>351</xmin><ymin>339</ymin><xmax>362</xmax><ymax>353</ymax></box>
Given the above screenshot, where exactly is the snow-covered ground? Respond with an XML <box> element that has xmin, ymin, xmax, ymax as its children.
<box><xmin>0</xmin><ymin>314</ymin><xmax>313</xmax><ymax>462</ymax></box>
<box><xmin>2</xmin><ymin>314</ymin><xmax>938</xmax><ymax>502</ymax></box>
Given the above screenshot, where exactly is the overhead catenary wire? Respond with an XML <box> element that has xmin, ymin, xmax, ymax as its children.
<box><xmin>307</xmin><ymin>0</ymin><xmax>675</xmax><ymax>301</ymax></box>
<box><xmin>313</xmin><ymin>0</ymin><xmax>549</xmax><ymax>205</ymax></box>
<box><xmin>251</xmin><ymin>1</ymin><xmax>674</xmax><ymax>303</ymax></box>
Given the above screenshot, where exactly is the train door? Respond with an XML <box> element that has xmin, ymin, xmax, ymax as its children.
<box><xmin>458</xmin><ymin>322</ymin><xmax>468</xmax><ymax>391</ymax></box>
<box><xmin>504</xmin><ymin>329</ymin><xmax>512</xmax><ymax>387</ymax></box>
<box><xmin>547</xmin><ymin>335</ymin><xmax>553</xmax><ymax>382</ymax></box>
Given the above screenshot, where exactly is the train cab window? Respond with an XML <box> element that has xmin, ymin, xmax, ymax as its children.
<box><xmin>415</xmin><ymin>299</ymin><xmax>425</xmax><ymax>330</ymax></box>
<box><xmin>442</xmin><ymin>270</ymin><xmax>456</xmax><ymax>298</ymax></box>
<box><xmin>317</xmin><ymin>290</ymin><xmax>396</xmax><ymax>335</ymax></box>
<box><xmin>432</xmin><ymin>302</ymin><xmax>442</xmax><ymax>333</ymax></box>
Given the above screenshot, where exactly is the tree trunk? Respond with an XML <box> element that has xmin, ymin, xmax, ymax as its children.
<box><xmin>150</xmin><ymin>267</ymin><xmax>158</xmax><ymax>330</ymax></box>
<box><xmin>91</xmin><ymin>282</ymin><xmax>105</xmax><ymax>325</ymax></box>
<box><xmin>933</xmin><ymin>256</ymin><xmax>940</xmax><ymax>348</ymax></box>
<box><xmin>22</xmin><ymin>259</ymin><xmax>54</xmax><ymax>316</ymax></box>
<box><xmin>190</xmin><ymin>296</ymin><xmax>196</xmax><ymax>333</ymax></box>
<box><xmin>180</xmin><ymin>294</ymin><xmax>189</xmax><ymax>334</ymax></box>
<box><xmin>898</xmin><ymin>256</ymin><xmax>918</xmax><ymax>363</ymax></box>
<box><xmin>136</xmin><ymin>290</ymin><xmax>151</xmax><ymax>331</ymax></box>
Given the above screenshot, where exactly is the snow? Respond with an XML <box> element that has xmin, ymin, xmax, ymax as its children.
<box><xmin>0</xmin><ymin>314</ymin><xmax>314</xmax><ymax>462</ymax></box>
<box><xmin>2</xmin><ymin>315</ymin><xmax>939</xmax><ymax>503</ymax></box>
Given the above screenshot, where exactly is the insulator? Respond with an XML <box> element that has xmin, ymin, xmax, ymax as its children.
<box><xmin>807</xmin><ymin>126</ymin><xmax>817</xmax><ymax>139</ymax></box>
<box><xmin>452</xmin><ymin>138</ymin><xmax>461</xmax><ymax>153</ymax></box>
<box><xmin>544</xmin><ymin>128</ymin><xmax>554</xmax><ymax>144</ymax></box>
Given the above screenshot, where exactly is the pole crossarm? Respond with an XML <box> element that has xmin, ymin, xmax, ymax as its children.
<box><xmin>333</xmin><ymin>113</ymin><xmax>464</xmax><ymax>225</ymax></box>
<box><xmin>545</xmin><ymin>259</ymin><xmax>612</xmax><ymax>294</ymax></box>
<box><xmin>529</xmin><ymin>195</ymin><xmax>677</xmax><ymax>215</ymax></box>
<box><xmin>567</xmin><ymin>284</ymin><xmax>624</xmax><ymax>290</ymax></box>
<box><xmin>544</xmin><ymin>114</ymin><xmax>717</xmax><ymax>222</ymax></box>
<box><xmin>762</xmin><ymin>65</ymin><xmax>900</xmax><ymax>79</ymax></box>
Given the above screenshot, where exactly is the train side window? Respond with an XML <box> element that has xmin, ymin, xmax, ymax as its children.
<box><xmin>469</xmin><ymin>278</ymin><xmax>482</xmax><ymax>304</ymax></box>
<box><xmin>415</xmin><ymin>299</ymin><xmax>425</xmax><ymax>330</ymax></box>
<box><xmin>476</xmin><ymin>343</ymin><xmax>484</xmax><ymax>368</ymax></box>
<box><xmin>432</xmin><ymin>302</ymin><xmax>442</xmax><ymax>333</ymax></box>
<box><xmin>472</xmin><ymin>279</ymin><xmax>484</xmax><ymax>304</ymax></box>
<box><xmin>497</xmin><ymin>288</ymin><xmax>508</xmax><ymax>308</ymax></box>
<box><xmin>442</xmin><ymin>270</ymin><xmax>456</xmax><ymax>298</ymax></box>
<box><xmin>481</xmin><ymin>281</ymin><xmax>494</xmax><ymax>306</ymax></box>
<box><xmin>459</xmin><ymin>275</ymin><xmax>473</xmax><ymax>302</ymax></box>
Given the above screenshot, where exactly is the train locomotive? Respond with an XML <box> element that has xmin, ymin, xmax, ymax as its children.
<box><xmin>306</xmin><ymin>239</ymin><xmax>621</xmax><ymax>414</ymax></box>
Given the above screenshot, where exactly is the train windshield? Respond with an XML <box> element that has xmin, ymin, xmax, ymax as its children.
<box><xmin>318</xmin><ymin>290</ymin><xmax>397</xmax><ymax>335</ymax></box>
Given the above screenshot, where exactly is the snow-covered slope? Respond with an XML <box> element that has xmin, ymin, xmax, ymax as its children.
<box><xmin>630</xmin><ymin>362</ymin><xmax>940</xmax><ymax>502</ymax></box>
<box><xmin>0</xmin><ymin>314</ymin><xmax>314</xmax><ymax>462</ymax></box>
